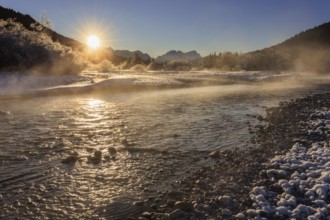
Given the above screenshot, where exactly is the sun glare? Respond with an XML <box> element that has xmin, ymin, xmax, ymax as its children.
<box><xmin>87</xmin><ymin>99</ymin><xmax>103</xmax><ymax>107</ymax></box>
<box><xmin>87</xmin><ymin>35</ymin><xmax>100</xmax><ymax>49</ymax></box>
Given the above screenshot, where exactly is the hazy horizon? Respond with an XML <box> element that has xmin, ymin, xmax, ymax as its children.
<box><xmin>1</xmin><ymin>0</ymin><xmax>330</xmax><ymax>57</ymax></box>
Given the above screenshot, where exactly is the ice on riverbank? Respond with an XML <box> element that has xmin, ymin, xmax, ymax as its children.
<box><xmin>238</xmin><ymin>108</ymin><xmax>330</xmax><ymax>219</ymax></box>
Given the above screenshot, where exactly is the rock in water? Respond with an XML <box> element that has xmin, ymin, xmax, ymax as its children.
<box><xmin>108</xmin><ymin>147</ymin><xmax>117</xmax><ymax>155</ymax></box>
<box><xmin>61</xmin><ymin>152</ymin><xmax>79</xmax><ymax>164</ymax></box>
<box><xmin>208</xmin><ymin>150</ymin><xmax>220</xmax><ymax>159</ymax></box>
<box><xmin>88</xmin><ymin>150</ymin><xmax>102</xmax><ymax>164</ymax></box>
<box><xmin>0</xmin><ymin>110</ymin><xmax>10</xmax><ymax>116</ymax></box>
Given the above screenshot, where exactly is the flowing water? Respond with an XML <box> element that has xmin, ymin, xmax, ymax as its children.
<box><xmin>0</xmin><ymin>73</ymin><xmax>329</xmax><ymax>219</ymax></box>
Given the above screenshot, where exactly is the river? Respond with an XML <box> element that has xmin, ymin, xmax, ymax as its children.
<box><xmin>0</xmin><ymin>72</ymin><xmax>329</xmax><ymax>219</ymax></box>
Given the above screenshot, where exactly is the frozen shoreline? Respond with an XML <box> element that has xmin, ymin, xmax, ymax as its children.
<box><xmin>238</xmin><ymin>96</ymin><xmax>330</xmax><ymax>219</ymax></box>
<box><xmin>127</xmin><ymin>92</ymin><xmax>330</xmax><ymax>220</ymax></box>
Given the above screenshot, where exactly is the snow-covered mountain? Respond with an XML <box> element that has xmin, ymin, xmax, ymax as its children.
<box><xmin>156</xmin><ymin>50</ymin><xmax>201</xmax><ymax>63</ymax></box>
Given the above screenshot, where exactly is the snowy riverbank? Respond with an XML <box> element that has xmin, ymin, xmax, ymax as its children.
<box><xmin>237</xmin><ymin>96</ymin><xmax>330</xmax><ymax>219</ymax></box>
<box><xmin>129</xmin><ymin>92</ymin><xmax>329</xmax><ymax>220</ymax></box>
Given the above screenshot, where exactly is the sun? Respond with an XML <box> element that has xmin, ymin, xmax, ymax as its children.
<box><xmin>87</xmin><ymin>35</ymin><xmax>100</xmax><ymax>49</ymax></box>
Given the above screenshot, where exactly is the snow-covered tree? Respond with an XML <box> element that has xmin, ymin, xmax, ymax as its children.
<box><xmin>0</xmin><ymin>19</ymin><xmax>86</xmax><ymax>74</ymax></box>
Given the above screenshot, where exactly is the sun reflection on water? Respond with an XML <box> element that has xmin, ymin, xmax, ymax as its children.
<box><xmin>87</xmin><ymin>99</ymin><xmax>104</xmax><ymax>107</ymax></box>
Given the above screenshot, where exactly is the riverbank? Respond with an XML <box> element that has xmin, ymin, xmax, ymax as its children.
<box><xmin>129</xmin><ymin>92</ymin><xmax>329</xmax><ymax>220</ymax></box>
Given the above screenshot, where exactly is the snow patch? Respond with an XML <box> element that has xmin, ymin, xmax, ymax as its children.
<box><xmin>238</xmin><ymin>109</ymin><xmax>330</xmax><ymax>219</ymax></box>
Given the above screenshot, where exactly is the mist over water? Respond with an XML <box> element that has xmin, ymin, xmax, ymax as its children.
<box><xmin>0</xmin><ymin>72</ymin><xmax>329</xmax><ymax>219</ymax></box>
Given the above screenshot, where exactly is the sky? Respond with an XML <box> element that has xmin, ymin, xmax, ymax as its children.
<box><xmin>1</xmin><ymin>0</ymin><xmax>330</xmax><ymax>57</ymax></box>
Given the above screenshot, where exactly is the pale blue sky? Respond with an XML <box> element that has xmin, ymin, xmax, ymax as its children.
<box><xmin>1</xmin><ymin>0</ymin><xmax>330</xmax><ymax>57</ymax></box>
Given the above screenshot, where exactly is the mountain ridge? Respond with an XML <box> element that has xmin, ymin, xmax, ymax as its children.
<box><xmin>155</xmin><ymin>50</ymin><xmax>201</xmax><ymax>63</ymax></box>
<box><xmin>112</xmin><ymin>49</ymin><xmax>151</xmax><ymax>62</ymax></box>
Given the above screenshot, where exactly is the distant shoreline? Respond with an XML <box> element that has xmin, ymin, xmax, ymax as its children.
<box><xmin>1</xmin><ymin>70</ymin><xmax>328</xmax><ymax>99</ymax></box>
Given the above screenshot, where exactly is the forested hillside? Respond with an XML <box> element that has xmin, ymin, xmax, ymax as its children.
<box><xmin>200</xmin><ymin>22</ymin><xmax>330</xmax><ymax>73</ymax></box>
